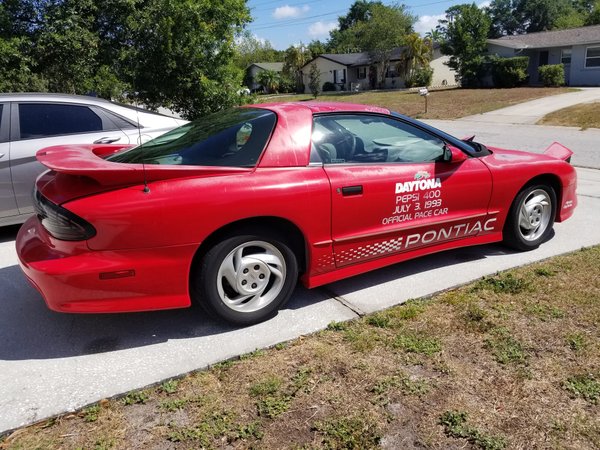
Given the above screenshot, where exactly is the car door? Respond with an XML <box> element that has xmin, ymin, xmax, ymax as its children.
<box><xmin>312</xmin><ymin>113</ymin><xmax>493</xmax><ymax>268</ymax></box>
<box><xmin>0</xmin><ymin>103</ymin><xmax>20</xmax><ymax>219</ymax></box>
<box><xmin>9</xmin><ymin>102</ymin><xmax>130</xmax><ymax>215</ymax></box>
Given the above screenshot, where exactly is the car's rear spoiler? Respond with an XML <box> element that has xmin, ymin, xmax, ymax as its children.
<box><xmin>36</xmin><ymin>144</ymin><xmax>250</xmax><ymax>186</ymax></box>
<box><xmin>543</xmin><ymin>142</ymin><xmax>573</xmax><ymax>163</ymax></box>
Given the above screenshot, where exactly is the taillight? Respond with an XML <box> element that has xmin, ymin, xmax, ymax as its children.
<box><xmin>34</xmin><ymin>188</ymin><xmax>96</xmax><ymax>241</ymax></box>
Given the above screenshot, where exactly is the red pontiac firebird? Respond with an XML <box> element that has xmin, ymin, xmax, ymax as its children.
<box><xmin>16</xmin><ymin>102</ymin><xmax>577</xmax><ymax>325</ymax></box>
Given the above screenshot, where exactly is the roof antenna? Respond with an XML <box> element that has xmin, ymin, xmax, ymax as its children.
<box><xmin>134</xmin><ymin>92</ymin><xmax>150</xmax><ymax>193</ymax></box>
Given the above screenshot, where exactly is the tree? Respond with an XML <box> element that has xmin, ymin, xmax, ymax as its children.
<box><xmin>0</xmin><ymin>37</ymin><xmax>46</xmax><ymax>92</ymax></box>
<box><xmin>354</xmin><ymin>3</ymin><xmax>415</xmax><ymax>87</ymax></box>
<box><xmin>398</xmin><ymin>33</ymin><xmax>433</xmax><ymax>81</ymax></box>
<box><xmin>486</xmin><ymin>0</ymin><xmax>525</xmax><ymax>37</ymax></box>
<box><xmin>518</xmin><ymin>0</ymin><xmax>578</xmax><ymax>32</ymax></box>
<box><xmin>307</xmin><ymin>40</ymin><xmax>326</xmax><ymax>59</ymax></box>
<box><xmin>308</xmin><ymin>62</ymin><xmax>321</xmax><ymax>98</ymax></box>
<box><xmin>126</xmin><ymin>0</ymin><xmax>251</xmax><ymax>119</ymax></box>
<box><xmin>256</xmin><ymin>69</ymin><xmax>280</xmax><ymax>93</ymax></box>
<box><xmin>283</xmin><ymin>45</ymin><xmax>309</xmax><ymax>93</ymax></box>
<box><xmin>439</xmin><ymin>3</ymin><xmax>491</xmax><ymax>87</ymax></box>
<box><xmin>338</xmin><ymin>0</ymin><xmax>382</xmax><ymax>31</ymax></box>
<box><xmin>327</xmin><ymin>0</ymin><xmax>384</xmax><ymax>52</ymax></box>
<box><xmin>586</xmin><ymin>1</ymin><xmax>600</xmax><ymax>24</ymax></box>
<box><xmin>234</xmin><ymin>30</ymin><xmax>282</xmax><ymax>71</ymax></box>
<box><xmin>424</xmin><ymin>29</ymin><xmax>443</xmax><ymax>43</ymax></box>
<box><xmin>33</xmin><ymin>0</ymin><xmax>100</xmax><ymax>94</ymax></box>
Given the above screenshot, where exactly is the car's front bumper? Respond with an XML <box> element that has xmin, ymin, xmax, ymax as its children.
<box><xmin>16</xmin><ymin>216</ymin><xmax>196</xmax><ymax>313</ymax></box>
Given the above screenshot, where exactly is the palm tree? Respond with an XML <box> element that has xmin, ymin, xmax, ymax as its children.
<box><xmin>256</xmin><ymin>70</ymin><xmax>280</xmax><ymax>94</ymax></box>
<box><xmin>424</xmin><ymin>28</ymin><xmax>443</xmax><ymax>43</ymax></box>
<box><xmin>398</xmin><ymin>33</ymin><xmax>433</xmax><ymax>80</ymax></box>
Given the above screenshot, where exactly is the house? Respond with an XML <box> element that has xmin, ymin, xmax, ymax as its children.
<box><xmin>245</xmin><ymin>62</ymin><xmax>284</xmax><ymax>91</ymax></box>
<box><xmin>299</xmin><ymin>45</ymin><xmax>457</xmax><ymax>93</ymax></box>
<box><xmin>487</xmin><ymin>25</ymin><xmax>600</xmax><ymax>86</ymax></box>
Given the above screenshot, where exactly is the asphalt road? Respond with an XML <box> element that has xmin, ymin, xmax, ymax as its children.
<box><xmin>0</xmin><ymin>166</ymin><xmax>598</xmax><ymax>434</ymax></box>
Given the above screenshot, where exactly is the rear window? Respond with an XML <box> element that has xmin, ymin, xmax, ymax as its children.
<box><xmin>107</xmin><ymin>108</ymin><xmax>276</xmax><ymax>167</ymax></box>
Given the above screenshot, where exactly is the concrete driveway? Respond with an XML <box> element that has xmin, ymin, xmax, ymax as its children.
<box><xmin>459</xmin><ymin>87</ymin><xmax>600</xmax><ymax>124</ymax></box>
<box><xmin>1</xmin><ymin>165</ymin><xmax>599</xmax><ymax>434</ymax></box>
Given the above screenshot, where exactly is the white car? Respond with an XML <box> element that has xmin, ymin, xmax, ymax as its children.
<box><xmin>0</xmin><ymin>93</ymin><xmax>188</xmax><ymax>226</ymax></box>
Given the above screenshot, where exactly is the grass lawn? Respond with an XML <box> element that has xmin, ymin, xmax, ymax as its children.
<box><xmin>253</xmin><ymin>87</ymin><xmax>572</xmax><ymax>120</ymax></box>
<box><xmin>2</xmin><ymin>246</ymin><xmax>599</xmax><ymax>449</ymax></box>
<box><xmin>538</xmin><ymin>102</ymin><xmax>600</xmax><ymax>129</ymax></box>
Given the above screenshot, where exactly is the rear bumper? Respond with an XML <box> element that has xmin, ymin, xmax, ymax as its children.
<box><xmin>16</xmin><ymin>216</ymin><xmax>197</xmax><ymax>313</ymax></box>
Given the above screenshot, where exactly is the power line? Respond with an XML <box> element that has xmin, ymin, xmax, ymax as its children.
<box><xmin>251</xmin><ymin>8</ymin><xmax>346</xmax><ymax>30</ymax></box>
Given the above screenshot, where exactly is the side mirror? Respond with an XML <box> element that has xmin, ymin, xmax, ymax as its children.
<box><xmin>442</xmin><ymin>144</ymin><xmax>468</xmax><ymax>164</ymax></box>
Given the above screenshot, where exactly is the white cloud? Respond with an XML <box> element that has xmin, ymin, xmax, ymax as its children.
<box><xmin>479</xmin><ymin>1</ymin><xmax>491</xmax><ymax>8</ymax></box>
<box><xmin>273</xmin><ymin>5</ymin><xmax>310</xmax><ymax>19</ymax></box>
<box><xmin>414</xmin><ymin>14</ymin><xmax>445</xmax><ymax>35</ymax></box>
<box><xmin>308</xmin><ymin>21</ymin><xmax>337</xmax><ymax>38</ymax></box>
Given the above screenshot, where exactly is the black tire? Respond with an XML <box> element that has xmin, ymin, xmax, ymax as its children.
<box><xmin>503</xmin><ymin>184</ymin><xmax>557</xmax><ymax>251</ymax></box>
<box><xmin>192</xmin><ymin>233</ymin><xmax>298</xmax><ymax>325</ymax></box>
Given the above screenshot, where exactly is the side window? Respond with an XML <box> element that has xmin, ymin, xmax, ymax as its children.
<box><xmin>18</xmin><ymin>103</ymin><xmax>103</xmax><ymax>139</ymax></box>
<box><xmin>101</xmin><ymin>109</ymin><xmax>138</xmax><ymax>130</ymax></box>
<box><xmin>311</xmin><ymin>114</ymin><xmax>445</xmax><ymax>164</ymax></box>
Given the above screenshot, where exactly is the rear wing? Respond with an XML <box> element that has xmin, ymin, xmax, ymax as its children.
<box><xmin>543</xmin><ymin>142</ymin><xmax>573</xmax><ymax>163</ymax></box>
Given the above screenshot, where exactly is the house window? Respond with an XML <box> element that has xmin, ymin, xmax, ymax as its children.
<box><xmin>585</xmin><ymin>46</ymin><xmax>600</xmax><ymax>68</ymax></box>
<box><xmin>333</xmin><ymin>69</ymin><xmax>346</xmax><ymax>84</ymax></box>
<box><xmin>385</xmin><ymin>66</ymin><xmax>398</xmax><ymax>78</ymax></box>
<box><xmin>561</xmin><ymin>49</ymin><xmax>571</xmax><ymax>65</ymax></box>
<box><xmin>357</xmin><ymin>66</ymin><xmax>367</xmax><ymax>79</ymax></box>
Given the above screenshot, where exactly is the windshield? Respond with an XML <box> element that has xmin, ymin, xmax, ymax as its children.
<box><xmin>107</xmin><ymin>108</ymin><xmax>276</xmax><ymax>167</ymax></box>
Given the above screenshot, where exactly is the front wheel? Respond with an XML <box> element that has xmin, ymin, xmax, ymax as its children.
<box><xmin>193</xmin><ymin>234</ymin><xmax>298</xmax><ymax>325</ymax></box>
<box><xmin>503</xmin><ymin>184</ymin><xmax>556</xmax><ymax>251</ymax></box>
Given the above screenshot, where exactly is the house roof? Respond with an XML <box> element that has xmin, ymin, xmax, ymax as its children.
<box><xmin>488</xmin><ymin>25</ymin><xmax>600</xmax><ymax>50</ymax></box>
<box><xmin>249</xmin><ymin>62</ymin><xmax>284</xmax><ymax>72</ymax></box>
<box><xmin>302</xmin><ymin>47</ymin><xmax>407</xmax><ymax>69</ymax></box>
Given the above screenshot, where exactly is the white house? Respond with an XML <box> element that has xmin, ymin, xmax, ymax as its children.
<box><xmin>300</xmin><ymin>46</ymin><xmax>457</xmax><ymax>93</ymax></box>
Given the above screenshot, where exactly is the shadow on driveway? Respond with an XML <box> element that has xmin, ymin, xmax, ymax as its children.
<box><xmin>0</xmin><ymin>263</ymin><xmax>327</xmax><ymax>361</ymax></box>
<box><xmin>0</xmin><ymin>240</ymin><xmax>521</xmax><ymax>362</ymax></box>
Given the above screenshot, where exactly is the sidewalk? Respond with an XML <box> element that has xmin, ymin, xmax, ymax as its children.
<box><xmin>459</xmin><ymin>87</ymin><xmax>600</xmax><ymax>125</ymax></box>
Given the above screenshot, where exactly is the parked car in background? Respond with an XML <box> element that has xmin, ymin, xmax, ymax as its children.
<box><xmin>16</xmin><ymin>102</ymin><xmax>577</xmax><ymax>326</ymax></box>
<box><xmin>0</xmin><ymin>93</ymin><xmax>187</xmax><ymax>226</ymax></box>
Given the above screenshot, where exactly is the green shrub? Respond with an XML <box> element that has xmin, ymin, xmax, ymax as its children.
<box><xmin>490</xmin><ymin>56</ymin><xmax>529</xmax><ymax>88</ymax></box>
<box><xmin>405</xmin><ymin>66</ymin><xmax>433</xmax><ymax>88</ymax></box>
<box><xmin>322</xmin><ymin>81</ymin><xmax>336</xmax><ymax>91</ymax></box>
<box><xmin>538</xmin><ymin>64</ymin><xmax>565</xmax><ymax>86</ymax></box>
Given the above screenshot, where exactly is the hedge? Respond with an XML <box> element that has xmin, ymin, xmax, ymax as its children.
<box><xmin>490</xmin><ymin>56</ymin><xmax>529</xmax><ymax>88</ymax></box>
<box><xmin>538</xmin><ymin>64</ymin><xmax>565</xmax><ymax>86</ymax></box>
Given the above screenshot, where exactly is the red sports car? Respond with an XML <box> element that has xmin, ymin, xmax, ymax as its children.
<box><xmin>16</xmin><ymin>102</ymin><xmax>577</xmax><ymax>325</ymax></box>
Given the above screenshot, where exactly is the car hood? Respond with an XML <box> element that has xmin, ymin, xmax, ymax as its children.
<box><xmin>36</xmin><ymin>144</ymin><xmax>250</xmax><ymax>205</ymax></box>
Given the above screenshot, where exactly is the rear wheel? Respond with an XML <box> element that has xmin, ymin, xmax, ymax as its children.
<box><xmin>503</xmin><ymin>184</ymin><xmax>556</xmax><ymax>251</ymax></box>
<box><xmin>193</xmin><ymin>233</ymin><xmax>298</xmax><ymax>325</ymax></box>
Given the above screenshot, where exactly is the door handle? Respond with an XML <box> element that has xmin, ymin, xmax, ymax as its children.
<box><xmin>341</xmin><ymin>185</ymin><xmax>363</xmax><ymax>196</ymax></box>
<box><xmin>0</xmin><ymin>153</ymin><xmax>4</xmax><ymax>158</ymax></box>
<box><xmin>93</xmin><ymin>137</ymin><xmax>121</xmax><ymax>144</ymax></box>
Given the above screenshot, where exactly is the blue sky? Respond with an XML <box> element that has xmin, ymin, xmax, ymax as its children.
<box><xmin>245</xmin><ymin>0</ymin><xmax>490</xmax><ymax>50</ymax></box>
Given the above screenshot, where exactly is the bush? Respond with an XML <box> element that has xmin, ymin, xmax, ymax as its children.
<box><xmin>322</xmin><ymin>81</ymin><xmax>336</xmax><ymax>91</ymax></box>
<box><xmin>538</xmin><ymin>64</ymin><xmax>565</xmax><ymax>86</ymax></box>
<box><xmin>490</xmin><ymin>56</ymin><xmax>529</xmax><ymax>88</ymax></box>
<box><xmin>405</xmin><ymin>66</ymin><xmax>433</xmax><ymax>88</ymax></box>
